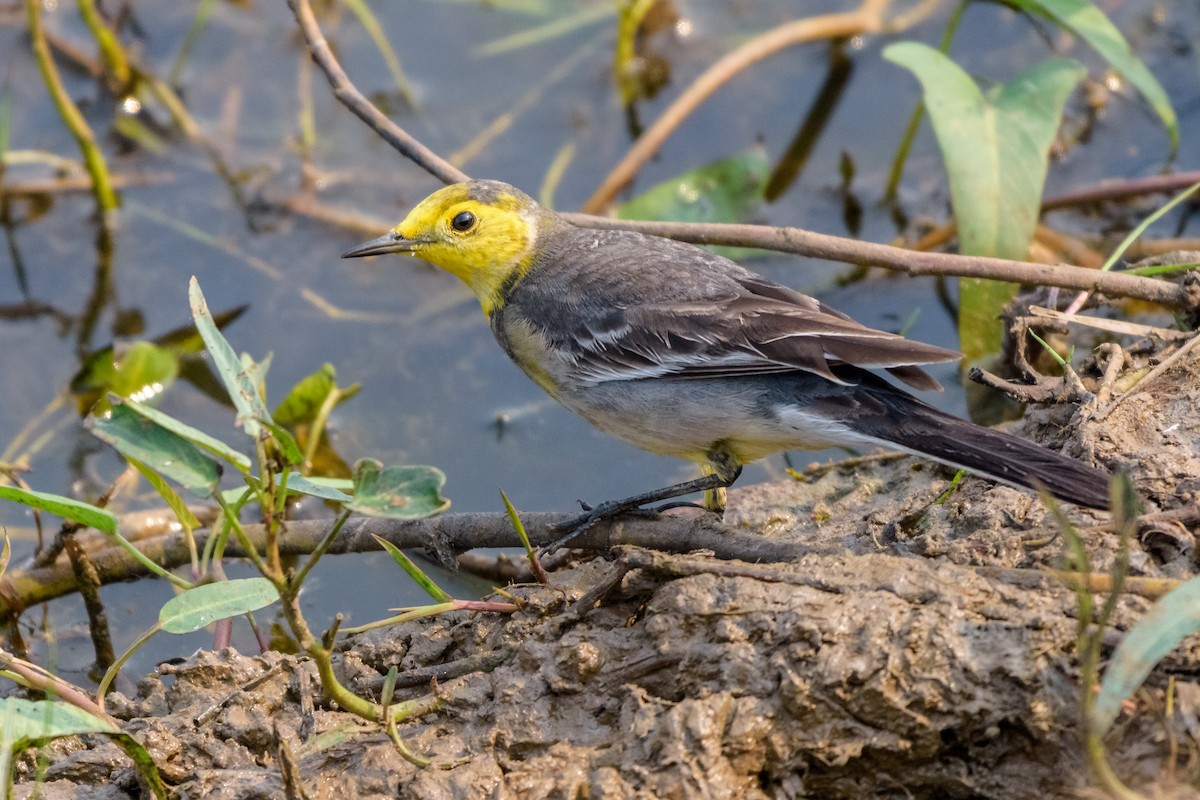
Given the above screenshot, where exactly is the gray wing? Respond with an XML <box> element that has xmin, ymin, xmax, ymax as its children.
<box><xmin>521</xmin><ymin>228</ymin><xmax>960</xmax><ymax>392</ymax></box>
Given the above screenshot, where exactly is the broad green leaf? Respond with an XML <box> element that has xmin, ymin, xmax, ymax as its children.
<box><xmin>372</xmin><ymin>535</ymin><xmax>452</xmax><ymax>602</ymax></box>
<box><xmin>618</xmin><ymin>148</ymin><xmax>771</xmax><ymax>260</ymax></box>
<box><xmin>0</xmin><ymin>485</ymin><xmax>116</xmax><ymax>533</ymax></box>
<box><xmin>71</xmin><ymin>341</ymin><xmax>178</xmax><ymax>412</ymax></box>
<box><xmin>89</xmin><ymin>401</ymin><xmax>222</xmax><ymax>497</ymax></box>
<box><xmin>0</xmin><ymin>697</ymin><xmax>118</xmax><ymax>743</ymax></box>
<box><xmin>1092</xmin><ymin>574</ymin><xmax>1200</xmax><ymax>737</ymax></box>
<box><xmin>108</xmin><ymin>341</ymin><xmax>178</xmax><ymax>401</ymax></box>
<box><xmin>273</xmin><ymin>363</ymin><xmax>360</xmax><ymax>427</ymax></box>
<box><xmin>129</xmin><ymin>459</ymin><xmax>202</xmax><ymax>532</ymax></box>
<box><xmin>121</xmin><ymin>397</ymin><xmax>252</xmax><ymax>472</ymax></box>
<box><xmin>0</xmin><ymin>699</ymin><xmax>166</xmax><ymax>800</ymax></box>
<box><xmin>618</xmin><ymin>148</ymin><xmax>770</xmax><ymax>226</ymax></box>
<box><xmin>159</xmin><ymin>577</ymin><xmax>280</xmax><ymax>634</ymax></box>
<box><xmin>883</xmin><ymin>44</ymin><xmax>1085</xmax><ymax>359</ymax></box>
<box><xmin>1007</xmin><ymin>0</ymin><xmax>1177</xmax><ymax>154</ymax></box>
<box><xmin>277</xmin><ymin>471</ymin><xmax>353</xmax><ymax>503</ymax></box>
<box><xmin>348</xmin><ymin>459</ymin><xmax>450</xmax><ymax>520</ymax></box>
<box><xmin>188</xmin><ymin>278</ymin><xmax>270</xmax><ymax>436</ymax></box>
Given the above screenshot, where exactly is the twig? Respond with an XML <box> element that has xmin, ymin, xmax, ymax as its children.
<box><xmin>581</xmin><ymin>0</ymin><xmax>891</xmax><ymax>213</ymax></box>
<box><xmin>1042</xmin><ymin>171</ymin><xmax>1200</xmax><ymax>211</ymax></box>
<box><xmin>366</xmin><ymin>649</ymin><xmax>513</xmax><ymax>691</ymax></box>
<box><xmin>0</xmin><ymin>511</ymin><xmax>802</xmax><ymax>617</ymax></box>
<box><xmin>1097</xmin><ymin>333</ymin><xmax>1200</xmax><ymax>419</ymax></box>
<box><xmin>0</xmin><ymin>647</ymin><xmax>118</xmax><ymax>725</ymax></box>
<box><xmin>286</xmin><ymin>0</ymin><xmax>467</xmax><ymax>186</ymax></box>
<box><xmin>556</xmin><ymin>215</ymin><xmax>1192</xmax><ymax>309</ymax></box>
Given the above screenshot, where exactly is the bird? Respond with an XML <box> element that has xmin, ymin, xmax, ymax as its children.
<box><xmin>343</xmin><ymin>179</ymin><xmax>1110</xmax><ymax>548</ymax></box>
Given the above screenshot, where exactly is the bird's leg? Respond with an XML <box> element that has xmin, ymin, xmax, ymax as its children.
<box><xmin>543</xmin><ymin>448</ymin><xmax>742</xmax><ymax>553</ymax></box>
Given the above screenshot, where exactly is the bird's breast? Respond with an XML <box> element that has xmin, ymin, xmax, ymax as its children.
<box><xmin>490</xmin><ymin>310</ymin><xmax>569</xmax><ymax>396</ymax></box>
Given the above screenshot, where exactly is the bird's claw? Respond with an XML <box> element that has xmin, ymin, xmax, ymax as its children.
<box><xmin>543</xmin><ymin>498</ymin><xmax>719</xmax><ymax>555</ymax></box>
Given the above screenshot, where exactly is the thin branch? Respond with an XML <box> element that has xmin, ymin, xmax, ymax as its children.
<box><xmin>0</xmin><ymin>648</ymin><xmax>118</xmax><ymax>726</ymax></box>
<box><xmin>556</xmin><ymin>214</ymin><xmax>1194</xmax><ymax>309</ymax></box>
<box><xmin>581</xmin><ymin>0</ymin><xmax>891</xmax><ymax>213</ymax></box>
<box><xmin>286</xmin><ymin>0</ymin><xmax>468</xmax><ymax>185</ymax></box>
<box><xmin>7</xmin><ymin>500</ymin><xmax>1193</xmax><ymax>619</ymax></box>
<box><xmin>1042</xmin><ymin>171</ymin><xmax>1200</xmax><ymax>211</ymax></box>
<box><xmin>0</xmin><ymin>512</ymin><xmax>834</xmax><ymax>618</ymax></box>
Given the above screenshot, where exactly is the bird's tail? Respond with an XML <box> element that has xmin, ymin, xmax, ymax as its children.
<box><xmin>846</xmin><ymin>374</ymin><xmax>1111</xmax><ymax>510</ymax></box>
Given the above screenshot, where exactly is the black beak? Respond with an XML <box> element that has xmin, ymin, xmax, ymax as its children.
<box><xmin>341</xmin><ymin>232</ymin><xmax>418</xmax><ymax>259</ymax></box>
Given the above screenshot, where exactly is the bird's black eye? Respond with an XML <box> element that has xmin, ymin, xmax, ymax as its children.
<box><xmin>451</xmin><ymin>210</ymin><xmax>477</xmax><ymax>232</ymax></box>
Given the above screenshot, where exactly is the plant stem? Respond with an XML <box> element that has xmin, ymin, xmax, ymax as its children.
<box><xmin>26</xmin><ymin>0</ymin><xmax>119</xmax><ymax>214</ymax></box>
<box><xmin>76</xmin><ymin>0</ymin><xmax>131</xmax><ymax>89</ymax></box>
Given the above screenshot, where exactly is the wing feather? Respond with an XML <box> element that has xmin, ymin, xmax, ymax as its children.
<box><xmin>513</xmin><ymin>228</ymin><xmax>960</xmax><ymax>391</ymax></box>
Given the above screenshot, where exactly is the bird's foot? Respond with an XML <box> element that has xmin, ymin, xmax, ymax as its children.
<box><xmin>543</xmin><ymin>499</ymin><xmax>716</xmax><ymax>554</ymax></box>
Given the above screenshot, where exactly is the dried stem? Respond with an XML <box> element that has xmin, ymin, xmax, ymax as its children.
<box><xmin>581</xmin><ymin>0</ymin><xmax>891</xmax><ymax>213</ymax></box>
<box><xmin>6</xmin><ymin>505</ymin><xmax>1191</xmax><ymax>619</ymax></box>
<box><xmin>287</xmin><ymin>0</ymin><xmax>467</xmax><ymax>185</ymax></box>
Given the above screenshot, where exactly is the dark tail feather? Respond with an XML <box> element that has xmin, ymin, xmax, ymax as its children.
<box><xmin>887</xmin><ymin>412</ymin><xmax>1110</xmax><ymax>509</ymax></box>
<box><xmin>846</xmin><ymin>377</ymin><xmax>1111</xmax><ymax>509</ymax></box>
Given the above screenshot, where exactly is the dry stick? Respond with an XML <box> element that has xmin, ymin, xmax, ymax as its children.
<box><xmin>0</xmin><ymin>513</ymin><xmax>721</xmax><ymax>616</ymax></box>
<box><xmin>1042</xmin><ymin>171</ymin><xmax>1200</xmax><ymax>211</ymax></box>
<box><xmin>285</xmin><ymin>0</ymin><xmax>1193</xmax><ymax>312</ymax></box>
<box><xmin>580</xmin><ymin>0</ymin><xmax>891</xmax><ymax>214</ymax></box>
<box><xmin>556</xmin><ymin>215</ymin><xmax>1193</xmax><ymax>309</ymax></box>
<box><xmin>0</xmin><ymin>648</ymin><xmax>118</xmax><ymax>726</ymax></box>
<box><xmin>287</xmin><ymin>0</ymin><xmax>468</xmax><ymax>186</ymax></box>
<box><xmin>63</xmin><ymin>536</ymin><xmax>116</xmax><ymax>670</ymax></box>
<box><xmin>1</xmin><ymin>172</ymin><xmax>174</xmax><ymax>198</ymax></box>
<box><xmin>4</xmin><ymin>503</ymin><xmax>1182</xmax><ymax>619</ymax></box>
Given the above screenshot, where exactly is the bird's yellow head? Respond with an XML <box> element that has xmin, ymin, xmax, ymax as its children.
<box><xmin>343</xmin><ymin>180</ymin><xmax>548</xmax><ymax>315</ymax></box>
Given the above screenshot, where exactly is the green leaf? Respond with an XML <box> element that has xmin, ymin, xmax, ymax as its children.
<box><xmin>130</xmin><ymin>459</ymin><xmax>202</xmax><ymax>532</ymax></box>
<box><xmin>883</xmin><ymin>44</ymin><xmax>1085</xmax><ymax>359</ymax></box>
<box><xmin>188</xmin><ymin>278</ymin><xmax>270</xmax><ymax>436</ymax></box>
<box><xmin>88</xmin><ymin>401</ymin><xmax>223</xmax><ymax>497</ymax></box>
<box><xmin>277</xmin><ymin>471</ymin><xmax>353</xmax><ymax>503</ymax></box>
<box><xmin>1091</xmin><ymin>574</ymin><xmax>1200</xmax><ymax>737</ymax></box>
<box><xmin>107</xmin><ymin>729</ymin><xmax>169</xmax><ymax>799</ymax></box>
<box><xmin>122</xmin><ymin>397</ymin><xmax>252</xmax><ymax>472</ymax></box>
<box><xmin>372</xmin><ymin>535</ymin><xmax>453</xmax><ymax>602</ymax></box>
<box><xmin>0</xmin><ymin>699</ymin><xmax>166</xmax><ymax>800</ymax></box>
<box><xmin>159</xmin><ymin>577</ymin><xmax>280</xmax><ymax>634</ymax></box>
<box><xmin>273</xmin><ymin>363</ymin><xmax>360</xmax><ymax>427</ymax></box>
<box><xmin>1006</xmin><ymin>0</ymin><xmax>1177</xmax><ymax>154</ymax></box>
<box><xmin>0</xmin><ymin>697</ymin><xmax>118</xmax><ymax>743</ymax></box>
<box><xmin>348</xmin><ymin>459</ymin><xmax>450</xmax><ymax>520</ymax></box>
<box><xmin>71</xmin><ymin>341</ymin><xmax>178</xmax><ymax>412</ymax></box>
<box><xmin>0</xmin><ymin>485</ymin><xmax>116</xmax><ymax>533</ymax></box>
<box><xmin>617</xmin><ymin>148</ymin><xmax>770</xmax><ymax>226</ymax></box>
<box><xmin>258</xmin><ymin>416</ymin><xmax>305</xmax><ymax>468</ymax></box>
